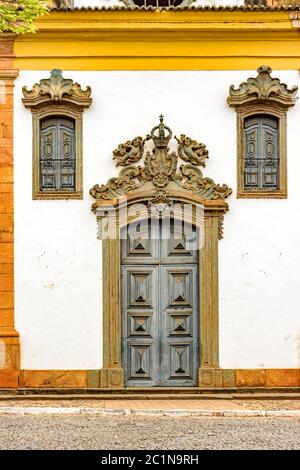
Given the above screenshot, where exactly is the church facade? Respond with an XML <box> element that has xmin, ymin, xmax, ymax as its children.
<box><xmin>0</xmin><ymin>1</ymin><xmax>300</xmax><ymax>390</ymax></box>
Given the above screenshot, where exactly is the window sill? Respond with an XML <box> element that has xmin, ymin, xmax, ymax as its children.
<box><xmin>237</xmin><ymin>190</ymin><xmax>287</xmax><ymax>199</ymax></box>
<box><xmin>33</xmin><ymin>191</ymin><xmax>83</xmax><ymax>200</ymax></box>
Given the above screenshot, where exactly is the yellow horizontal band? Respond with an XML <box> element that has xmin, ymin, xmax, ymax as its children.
<box><xmin>14</xmin><ymin>10</ymin><xmax>300</xmax><ymax>71</ymax></box>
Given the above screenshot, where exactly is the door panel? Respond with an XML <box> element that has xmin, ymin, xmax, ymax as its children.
<box><xmin>160</xmin><ymin>265</ymin><xmax>198</xmax><ymax>386</ymax></box>
<box><xmin>161</xmin><ymin>219</ymin><xmax>199</xmax><ymax>264</ymax></box>
<box><xmin>127</xmin><ymin>340</ymin><xmax>155</xmax><ymax>382</ymax></box>
<box><xmin>127</xmin><ymin>269</ymin><xmax>155</xmax><ymax>309</ymax></box>
<box><xmin>165</xmin><ymin>268</ymin><xmax>194</xmax><ymax>307</ymax></box>
<box><xmin>121</xmin><ymin>221</ymin><xmax>159</xmax><ymax>264</ymax></box>
<box><xmin>167</xmin><ymin>341</ymin><xmax>194</xmax><ymax>379</ymax></box>
<box><xmin>122</xmin><ymin>266</ymin><xmax>158</xmax><ymax>386</ymax></box>
<box><xmin>122</xmin><ymin>221</ymin><xmax>199</xmax><ymax>387</ymax></box>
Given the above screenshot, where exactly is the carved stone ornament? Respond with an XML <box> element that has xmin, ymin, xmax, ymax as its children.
<box><xmin>227</xmin><ymin>65</ymin><xmax>298</xmax><ymax>109</ymax></box>
<box><xmin>113</xmin><ymin>136</ymin><xmax>146</xmax><ymax>166</ymax></box>
<box><xmin>119</xmin><ymin>0</ymin><xmax>195</xmax><ymax>8</ymax></box>
<box><xmin>175</xmin><ymin>134</ymin><xmax>208</xmax><ymax>167</ymax></box>
<box><xmin>22</xmin><ymin>69</ymin><xmax>92</xmax><ymax>109</ymax></box>
<box><xmin>90</xmin><ymin>115</ymin><xmax>232</xmax><ymax>213</ymax></box>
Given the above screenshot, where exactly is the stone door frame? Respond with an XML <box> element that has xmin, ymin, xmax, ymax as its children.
<box><xmin>95</xmin><ymin>192</ymin><xmax>228</xmax><ymax>389</ymax></box>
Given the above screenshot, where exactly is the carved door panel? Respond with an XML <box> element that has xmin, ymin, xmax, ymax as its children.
<box><xmin>122</xmin><ymin>266</ymin><xmax>159</xmax><ymax>386</ymax></box>
<box><xmin>121</xmin><ymin>221</ymin><xmax>199</xmax><ymax>387</ymax></box>
<box><xmin>121</xmin><ymin>221</ymin><xmax>159</xmax><ymax>265</ymax></box>
<box><xmin>160</xmin><ymin>266</ymin><xmax>198</xmax><ymax>386</ymax></box>
<box><xmin>161</xmin><ymin>219</ymin><xmax>199</xmax><ymax>264</ymax></box>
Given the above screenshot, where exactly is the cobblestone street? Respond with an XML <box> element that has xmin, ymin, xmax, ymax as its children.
<box><xmin>0</xmin><ymin>415</ymin><xmax>298</xmax><ymax>450</ymax></box>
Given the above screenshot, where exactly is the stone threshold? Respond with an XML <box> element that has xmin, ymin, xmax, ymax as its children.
<box><xmin>0</xmin><ymin>392</ymin><xmax>300</xmax><ymax>400</ymax></box>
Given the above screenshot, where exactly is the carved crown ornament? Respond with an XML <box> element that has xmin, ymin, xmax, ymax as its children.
<box><xmin>90</xmin><ymin>116</ymin><xmax>232</xmax><ymax>240</ymax></box>
<box><xmin>227</xmin><ymin>65</ymin><xmax>298</xmax><ymax>109</ymax></box>
<box><xmin>22</xmin><ymin>69</ymin><xmax>92</xmax><ymax>110</ymax></box>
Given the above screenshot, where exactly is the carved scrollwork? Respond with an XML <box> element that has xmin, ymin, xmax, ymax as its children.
<box><xmin>175</xmin><ymin>134</ymin><xmax>209</xmax><ymax>167</ymax></box>
<box><xmin>218</xmin><ymin>213</ymin><xmax>225</xmax><ymax>241</ymax></box>
<box><xmin>227</xmin><ymin>65</ymin><xmax>298</xmax><ymax>108</ymax></box>
<box><xmin>22</xmin><ymin>69</ymin><xmax>92</xmax><ymax>109</ymax></box>
<box><xmin>175</xmin><ymin>164</ymin><xmax>232</xmax><ymax>200</ymax></box>
<box><xmin>90</xmin><ymin>165</ymin><xmax>144</xmax><ymax>212</ymax></box>
<box><xmin>90</xmin><ymin>115</ymin><xmax>232</xmax><ymax>212</ymax></box>
<box><xmin>113</xmin><ymin>136</ymin><xmax>146</xmax><ymax>166</ymax></box>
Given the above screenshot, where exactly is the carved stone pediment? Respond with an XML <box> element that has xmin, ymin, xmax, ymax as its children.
<box><xmin>22</xmin><ymin>69</ymin><xmax>92</xmax><ymax>109</ymax></box>
<box><xmin>90</xmin><ymin>115</ymin><xmax>232</xmax><ymax>213</ymax></box>
<box><xmin>227</xmin><ymin>65</ymin><xmax>298</xmax><ymax>109</ymax></box>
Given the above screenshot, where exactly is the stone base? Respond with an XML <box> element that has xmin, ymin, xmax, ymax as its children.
<box><xmin>0</xmin><ymin>367</ymin><xmax>298</xmax><ymax>389</ymax></box>
<box><xmin>0</xmin><ymin>327</ymin><xmax>20</xmax><ymax>370</ymax></box>
<box><xmin>198</xmin><ymin>367</ymin><xmax>300</xmax><ymax>388</ymax></box>
<box><xmin>0</xmin><ymin>370</ymin><xmax>19</xmax><ymax>388</ymax></box>
<box><xmin>198</xmin><ymin>367</ymin><xmax>236</xmax><ymax>388</ymax></box>
<box><xmin>0</xmin><ymin>328</ymin><xmax>20</xmax><ymax>389</ymax></box>
<box><xmin>99</xmin><ymin>367</ymin><xmax>125</xmax><ymax>389</ymax></box>
<box><xmin>19</xmin><ymin>370</ymin><xmax>88</xmax><ymax>388</ymax></box>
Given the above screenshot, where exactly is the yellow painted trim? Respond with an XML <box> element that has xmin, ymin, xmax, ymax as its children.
<box><xmin>14</xmin><ymin>10</ymin><xmax>300</xmax><ymax>71</ymax></box>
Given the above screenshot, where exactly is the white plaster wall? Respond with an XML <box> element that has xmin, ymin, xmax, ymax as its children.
<box><xmin>14</xmin><ymin>70</ymin><xmax>300</xmax><ymax>369</ymax></box>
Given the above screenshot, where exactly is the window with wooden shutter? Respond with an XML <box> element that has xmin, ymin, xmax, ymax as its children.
<box><xmin>22</xmin><ymin>69</ymin><xmax>92</xmax><ymax>200</ymax></box>
<box><xmin>227</xmin><ymin>66</ymin><xmax>298</xmax><ymax>199</ymax></box>
<box><xmin>40</xmin><ymin>117</ymin><xmax>76</xmax><ymax>192</ymax></box>
<box><xmin>243</xmin><ymin>115</ymin><xmax>279</xmax><ymax>192</ymax></box>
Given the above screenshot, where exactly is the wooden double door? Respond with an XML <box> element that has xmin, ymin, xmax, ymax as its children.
<box><xmin>121</xmin><ymin>220</ymin><xmax>199</xmax><ymax>387</ymax></box>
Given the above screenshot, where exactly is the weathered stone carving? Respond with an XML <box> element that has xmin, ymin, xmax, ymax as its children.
<box><xmin>176</xmin><ymin>134</ymin><xmax>208</xmax><ymax>167</ymax></box>
<box><xmin>142</xmin><ymin>116</ymin><xmax>177</xmax><ymax>206</ymax></box>
<box><xmin>113</xmin><ymin>137</ymin><xmax>146</xmax><ymax>166</ymax></box>
<box><xmin>227</xmin><ymin>65</ymin><xmax>298</xmax><ymax>108</ymax></box>
<box><xmin>90</xmin><ymin>166</ymin><xmax>144</xmax><ymax>202</ymax></box>
<box><xmin>22</xmin><ymin>69</ymin><xmax>92</xmax><ymax>109</ymax></box>
<box><xmin>218</xmin><ymin>213</ymin><xmax>225</xmax><ymax>241</ymax></box>
<box><xmin>90</xmin><ymin>115</ymin><xmax>232</xmax><ymax>212</ymax></box>
<box><xmin>119</xmin><ymin>0</ymin><xmax>195</xmax><ymax>8</ymax></box>
<box><xmin>175</xmin><ymin>164</ymin><xmax>232</xmax><ymax>200</ymax></box>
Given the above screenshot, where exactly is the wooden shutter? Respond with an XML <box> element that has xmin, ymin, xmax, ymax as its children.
<box><xmin>40</xmin><ymin>117</ymin><xmax>76</xmax><ymax>192</ymax></box>
<box><xmin>243</xmin><ymin>115</ymin><xmax>279</xmax><ymax>191</ymax></box>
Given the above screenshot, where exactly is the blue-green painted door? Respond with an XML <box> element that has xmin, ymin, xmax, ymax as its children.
<box><xmin>121</xmin><ymin>220</ymin><xmax>199</xmax><ymax>387</ymax></box>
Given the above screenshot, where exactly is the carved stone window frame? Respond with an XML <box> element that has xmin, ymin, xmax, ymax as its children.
<box><xmin>22</xmin><ymin>69</ymin><xmax>92</xmax><ymax>200</ymax></box>
<box><xmin>236</xmin><ymin>104</ymin><xmax>287</xmax><ymax>199</ymax></box>
<box><xmin>228</xmin><ymin>65</ymin><xmax>298</xmax><ymax>199</ymax></box>
<box><xmin>89</xmin><ymin>116</ymin><xmax>232</xmax><ymax>389</ymax></box>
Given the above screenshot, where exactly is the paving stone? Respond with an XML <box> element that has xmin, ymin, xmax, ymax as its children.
<box><xmin>0</xmin><ymin>415</ymin><xmax>298</xmax><ymax>450</ymax></box>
